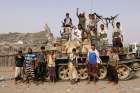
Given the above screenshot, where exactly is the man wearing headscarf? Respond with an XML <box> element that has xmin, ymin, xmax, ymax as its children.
<box><xmin>76</xmin><ymin>8</ymin><xmax>86</xmax><ymax>30</ymax></box>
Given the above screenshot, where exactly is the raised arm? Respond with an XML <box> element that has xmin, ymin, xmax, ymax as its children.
<box><xmin>70</xmin><ymin>18</ymin><xmax>73</xmax><ymax>26</ymax></box>
<box><xmin>111</xmin><ymin>14</ymin><xmax>119</xmax><ymax>28</ymax></box>
<box><xmin>121</xmin><ymin>34</ymin><xmax>123</xmax><ymax>42</ymax></box>
<box><xmin>104</xmin><ymin>18</ymin><xmax>110</xmax><ymax>29</ymax></box>
<box><xmin>111</xmin><ymin>17</ymin><xmax>115</xmax><ymax>29</ymax></box>
<box><xmin>94</xmin><ymin>13</ymin><xmax>103</xmax><ymax>23</ymax></box>
<box><xmin>86</xmin><ymin>52</ymin><xmax>89</xmax><ymax>64</ymax></box>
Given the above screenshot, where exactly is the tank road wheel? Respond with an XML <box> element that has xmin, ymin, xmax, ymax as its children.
<box><xmin>117</xmin><ymin>65</ymin><xmax>130</xmax><ymax>80</ymax></box>
<box><xmin>98</xmin><ymin>65</ymin><xmax>107</xmax><ymax>80</ymax></box>
<box><xmin>77</xmin><ymin>65</ymin><xmax>88</xmax><ymax>80</ymax></box>
<box><xmin>131</xmin><ymin>62</ymin><xmax>140</xmax><ymax>71</ymax></box>
<box><xmin>58</xmin><ymin>66</ymin><xmax>69</xmax><ymax>80</ymax></box>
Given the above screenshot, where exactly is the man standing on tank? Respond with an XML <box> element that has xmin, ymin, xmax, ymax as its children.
<box><xmin>99</xmin><ymin>24</ymin><xmax>108</xmax><ymax>50</ymax></box>
<box><xmin>112</xmin><ymin>22</ymin><xmax>123</xmax><ymax>52</ymax></box>
<box><xmin>76</xmin><ymin>8</ymin><xmax>86</xmax><ymax>30</ymax></box>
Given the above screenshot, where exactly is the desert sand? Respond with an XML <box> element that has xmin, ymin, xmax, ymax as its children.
<box><xmin>0</xmin><ymin>67</ymin><xmax>140</xmax><ymax>93</ymax></box>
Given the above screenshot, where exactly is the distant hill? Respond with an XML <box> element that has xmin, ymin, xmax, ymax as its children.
<box><xmin>0</xmin><ymin>24</ymin><xmax>54</xmax><ymax>55</ymax></box>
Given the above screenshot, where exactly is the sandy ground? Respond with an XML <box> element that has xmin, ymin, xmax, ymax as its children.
<box><xmin>0</xmin><ymin>67</ymin><xmax>140</xmax><ymax>93</ymax></box>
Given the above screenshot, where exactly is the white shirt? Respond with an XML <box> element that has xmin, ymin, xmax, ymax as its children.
<box><xmin>72</xmin><ymin>28</ymin><xmax>82</xmax><ymax>41</ymax></box>
<box><xmin>65</xmin><ymin>17</ymin><xmax>71</xmax><ymax>25</ymax></box>
<box><xmin>69</xmin><ymin>53</ymin><xmax>78</xmax><ymax>63</ymax></box>
<box><xmin>48</xmin><ymin>54</ymin><xmax>55</xmax><ymax>67</ymax></box>
<box><xmin>86</xmin><ymin>15</ymin><xmax>99</xmax><ymax>28</ymax></box>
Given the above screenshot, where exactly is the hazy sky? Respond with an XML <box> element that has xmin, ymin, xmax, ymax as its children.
<box><xmin>0</xmin><ymin>0</ymin><xmax>140</xmax><ymax>43</ymax></box>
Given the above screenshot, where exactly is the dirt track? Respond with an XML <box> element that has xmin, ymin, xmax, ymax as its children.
<box><xmin>0</xmin><ymin>68</ymin><xmax>140</xmax><ymax>93</ymax></box>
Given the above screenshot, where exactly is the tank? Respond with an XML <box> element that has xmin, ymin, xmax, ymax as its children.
<box><xmin>53</xmin><ymin>15</ymin><xmax>140</xmax><ymax>81</ymax></box>
<box><xmin>55</xmin><ymin>48</ymin><xmax>140</xmax><ymax>81</ymax></box>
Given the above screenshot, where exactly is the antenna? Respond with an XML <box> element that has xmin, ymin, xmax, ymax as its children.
<box><xmin>90</xmin><ymin>0</ymin><xmax>94</xmax><ymax>13</ymax></box>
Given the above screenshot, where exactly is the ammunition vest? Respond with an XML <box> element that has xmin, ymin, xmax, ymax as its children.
<box><xmin>100</xmin><ymin>33</ymin><xmax>107</xmax><ymax>39</ymax></box>
<box><xmin>113</xmin><ymin>32</ymin><xmax>120</xmax><ymax>38</ymax></box>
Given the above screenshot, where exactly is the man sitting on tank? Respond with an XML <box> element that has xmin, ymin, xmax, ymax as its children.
<box><xmin>63</xmin><ymin>13</ymin><xmax>72</xmax><ymax>27</ymax></box>
<box><xmin>72</xmin><ymin>24</ymin><xmax>83</xmax><ymax>43</ymax></box>
<box><xmin>63</xmin><ymin>13</ymin><xmax>73</xmax><ymax>34</ymax></box>
<box><xmin>81</xmin><ymin>30</ymin><xmax>88</xmax><ymax>41</ymax></box>
<box><xmin>86</xmin><ymin>13</ymin><xmax>99</xmax><ymax>32</ymax></box>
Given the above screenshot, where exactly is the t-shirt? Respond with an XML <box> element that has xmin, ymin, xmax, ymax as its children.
<box><xmin>48</xmin><ymin>54</ymin><xmax>55</xmax><ymax>67</ymax></box>
<box><xmin>24</xmin><ymin>53</ymin><xmax>36</xmax><ymax>64</ymax></box>
<box><xmin>37</xmin><ymin>52</ymin><xmax>46</xmax><ymax>63</ymax></box>
<box><xmin>15</xmin><ymin>55</ymin><xmax>25</xmax><ymax>67</ymax></box>
<box><xmin>87</xmin><ymin>49</ymin><xmax>100</xmax><ymax>64</ymax></box>
<box><xmin>87</xmin><ymin>52</ymin><xmax>97</xmax><ymax>64</ymax></box>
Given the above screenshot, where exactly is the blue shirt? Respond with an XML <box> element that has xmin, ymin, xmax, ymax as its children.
<box><xmin>87</xmin><ymin>49</ymin><xmax>97</xmax><ymax>64</ymax></box>
<box><xmin>24</xmin><ymin>53</ymin><xmax>36</xmax><ymax>64</ymax></box>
